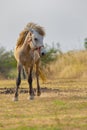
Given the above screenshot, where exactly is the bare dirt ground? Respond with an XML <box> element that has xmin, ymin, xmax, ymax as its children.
<box><xmin>0</xmin><ymin>78</ymin><xmax>87</xmax><ymax>98</ymax></box>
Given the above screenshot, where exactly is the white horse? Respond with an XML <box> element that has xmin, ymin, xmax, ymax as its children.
<box><xmin>14</xmin><ymin>23</ymin><xmax>46</xmax><ymax>101</ymax></box>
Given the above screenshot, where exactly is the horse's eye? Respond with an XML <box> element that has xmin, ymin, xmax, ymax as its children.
<box><xmin>34</xmin><ymin>38</ymin><xmax>38</xmax><ymax>41</ymax></box>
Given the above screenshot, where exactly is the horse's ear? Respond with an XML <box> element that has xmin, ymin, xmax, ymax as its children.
<box><xmin>29</xmin><ymin>31</ymin><xmax>32</xmax><ymax>36</ymax></box>
<box><xmin>29</xmin><ymin>28</ymin><xmax>33</xmax><ymax>32</ymax></box>
<box><xmin>27</xmin><ymin>29</ymin><xmax>33</xmax><ymax>37</ymax></box>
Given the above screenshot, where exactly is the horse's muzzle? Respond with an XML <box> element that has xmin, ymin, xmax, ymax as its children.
<box><xmin>40</xmin><ymin>47</ymin><xmax>46</xmax><ymax>56</ymax></box>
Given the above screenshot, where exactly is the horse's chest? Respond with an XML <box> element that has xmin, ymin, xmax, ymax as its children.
<box><xmin>20</xmin><ymin>52</ymin><xmax>34</xmax><ymax>66</ymax></box>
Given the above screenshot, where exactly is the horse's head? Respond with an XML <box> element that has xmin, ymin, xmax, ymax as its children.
<box><xmin>28</xmin><ymin>29</ymin><xmax>46</xmax><ymax>56</ymax></box>
<box><xmin>25</xmin><ymin>23</ymin><xmax>46</xmax><ymax>56</ymax></box>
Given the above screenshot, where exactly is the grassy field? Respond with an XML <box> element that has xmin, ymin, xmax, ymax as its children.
<box><xmin>0</xmin><ymin>79</ymin><xmax>87</xmax><ymax>130</ymax></box>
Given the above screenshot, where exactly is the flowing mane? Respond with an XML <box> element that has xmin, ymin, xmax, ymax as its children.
<box><xmin>25</xmin><ymin>22</ymin><xmax>45</xmax><ymax>36</ymax></box>
<box><xmin>16</xmin><ymin>23</ymin><xmax>45</xmax><ymax>49</ymax></box>
<box><xmin>16</xmin><ymin>30</ymin><xmax>29</xmax><ymax>49</ymax></box>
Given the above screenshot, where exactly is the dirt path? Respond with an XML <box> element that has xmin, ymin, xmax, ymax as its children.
<box><xmin>0</xmin><ymin>78</ymin><xmax>87</xmax><ymax>99</ymax></box>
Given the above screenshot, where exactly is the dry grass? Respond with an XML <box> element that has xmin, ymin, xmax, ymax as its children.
<box><xmin>0</xmin><ymin>79</ymin><xmax>87</xmax><ymax>130</ymax></box>
<box><xmin>48</xmin><ymin>50</ymin><xmax>87</xmax><ymax>79</ymax></box>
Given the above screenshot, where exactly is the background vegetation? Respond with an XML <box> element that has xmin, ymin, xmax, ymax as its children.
<box><xmin>0</xmin><ymin>40</ymin><xmax>87</xmax><ymax>79</ymax></box>
<box><xmin>0</xmin><ymin>47</ymin><xmax>16</xmax><ymax>79</ymax></box>
<box><xmin>0</xmin><ymin>45</ymin><xmax>60</xmax><ymax>79</ymax></box>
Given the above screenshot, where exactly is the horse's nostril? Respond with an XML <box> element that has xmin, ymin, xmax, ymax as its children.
<box><xmin>41</xmin><ymin>52</ymin><xmax>45</xmax><ymax>56</ymax></box>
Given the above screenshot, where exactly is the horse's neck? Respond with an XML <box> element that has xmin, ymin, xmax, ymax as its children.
<box><xmin>22</xmin><ymin>42</ymin><xmax>31</xmax><ymax>54</ymax></box>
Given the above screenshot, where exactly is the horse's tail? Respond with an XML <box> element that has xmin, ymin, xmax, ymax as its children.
<box><xmin>22</xmin><ymin>67</ymin><xmax>46</xmax><ymax>82</ymax></box>
<box><xmin>22</xmin><ymin>68</ymin><xmax>26</xmax><ymax>79</ymax></box>
<box><xmin>38</xmin><ymin>67</ymin><xmax>46</xmax><ymax>83</ymax></box>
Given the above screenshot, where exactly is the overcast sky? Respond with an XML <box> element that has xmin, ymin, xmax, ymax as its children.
<box><xmin>0</xmin><ymin>0</ymin><xmax>87</xmax><ymax>52</ymax></box>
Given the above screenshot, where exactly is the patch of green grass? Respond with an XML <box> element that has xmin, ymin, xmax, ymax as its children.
<box><xmin>53</xmin><ymin>99</ymin><xmax>69</xmax><ymax>111</ymax></box>
<box><xmin>0</xmin><ymin>123</ymin><xmax>4</xmax><ymax>128</ymax></box>
<box><xmin>54</xmin><ymin>100</ymin><xmax>66</xmax><ymax>106</ymax></box>
<box><xmin>7</xmin><ymin>126</ymin><xmax>61</xmax><ymax>130</ymax></box>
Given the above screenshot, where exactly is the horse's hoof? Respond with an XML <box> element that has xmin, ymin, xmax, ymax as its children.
<box><xmin>30</xmin><ymin>95</ymin><xmax>34</xmax><ymax>100</ymax></box>
<box><xmin>13</xmin><ymin>97</ymin><xmax>18</xmax><ymax>101</ymax></box>
<box><xmin>37</xmin><ymin>92</ymin><xmax>41</xmax><ymax>96</ymax></box>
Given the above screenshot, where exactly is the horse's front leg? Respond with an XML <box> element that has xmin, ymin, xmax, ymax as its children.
<box><xmin>14</xmin><ymin>64</ymin><xmax>22</xmax><ymax>101</ymax></box>
<box><xmin>28</xmin><ymin>66</ymin><xmax>34</xmax><ymax>100</ymax></box>
<box><xmin>36</xmin><ymin>64</ymin><xmax>41</xmax><ymax>96</ymax></box>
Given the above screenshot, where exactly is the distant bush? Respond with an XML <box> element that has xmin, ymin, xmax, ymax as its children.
<box><xmin>0</xmin><ymin>47</ymin><xmax>16</xmax><ymax>78</ymax></box>
<box><xmin>41</xmin><ymin>43</ymin><xmax>62</xmax><ymax>66</ymax></box>
<box><xmin>84</xmin><ymin>38</ymin><xmax>87</xmax><ymax>49</ymax></box>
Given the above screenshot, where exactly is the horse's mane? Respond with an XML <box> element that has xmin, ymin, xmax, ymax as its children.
<box><xmin>16</xmin><ymin>22</ymin><xmax>45</xmax><ymax>49</ymax></box>
<box><xmin>25</xmin><ymin>22</ymin><xmax>45</xmax><ymax>36</ymax></box>
<box><xmin>16</xmin><ymin>30</ymin><xmax>29</xmax><ymax>49</ymax></box>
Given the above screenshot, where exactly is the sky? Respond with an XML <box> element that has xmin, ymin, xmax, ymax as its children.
<box><xmin>0</xmin><ymin>0</ymin><xmax>87</xmax><ymax>52</ymax></box>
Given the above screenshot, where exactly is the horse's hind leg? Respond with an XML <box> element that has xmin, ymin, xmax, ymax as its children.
<box><xmin>14</xmin><ymin>64</ymin><xmax>22</xmax><ymax>101</ymax></box>
<box><xmin>22</xmin><ymin>68</ymin><xmax>26</xmax><ymax>79</ymax></box>
<box><xmin>28</xmin><ymin>67</ymin><xmax>34</xmax><ymax>100</ymax></box>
